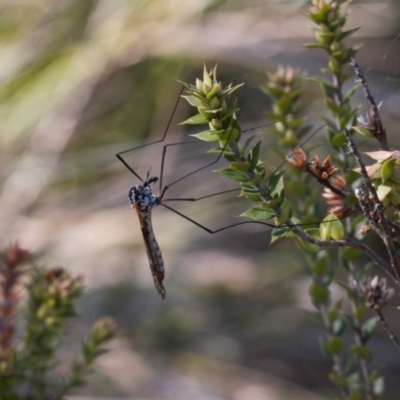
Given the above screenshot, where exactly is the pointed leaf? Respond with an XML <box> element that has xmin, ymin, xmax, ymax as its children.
<box><xmin>267</xmin><ymin>170</ymin><xmax>285</xmax><ymax>198</ymax></box>
<box><xmin>307</xmin><ymin>76</ymin><xmax>332</xmax><ymax>86</ymax></box>
<box><xmin>181</xmin><ymin>95</ymin><xmax>205</xmax><ymax>107</ymax></box>
<box><xmin>353</xmin><ymin>125</ymin><xmax>374</xmax><ymax>137</ymax></box>
<box><xmin>240</xmin><ymin>188</ymin><xmax>262</xmax><ymax>202</ymax></box>
<box><xmin>363</xmin><ymin>150</ymin><xmax>393</xmax><ymax>161</ymax></box>
<box><xmin>222</xmin><ymin>82</ymin><xmax>244</xmax><ymax>96</ymax></box>
<box><xmin>303</xmin><ymin>42</ymin><xmax>326</xmax><ymax>49</ymax></box>
<box><xmin>216</xmin><ymin>167</ymin><xmax>249</xmax><ymax>183</ymax></box>
<box><xmin>376</xmin><ymin>184</ymin><xmax>392</xmax><ymax>202</ymax></box>
<box><xmin>325</xmin><ymin>98</ymin><xmax>344</xmax><ymax>115</ymax></box>
<box><xmin>340</xmin><ymin>27</ymin><xmax>360</xmax><ymax>40</ymax></box>
<box><xmin>381</xmin><ymin>157</ymin><xmax>395</xmax><ymax>182</ymax></box>
<box><xmin>320</xmin><ymin>216</ymin><xmax>331</xmax><ymax>242</ymax></box>
<box><xmin>320</xmin><ymin>213</ymin><xmax>345</xmax><ymax>241</ymax></box>
<box><xmin>240</xmin><ymin>205</ymin><xmax>277</xmax><ymax>221</ymax></box>
<box><xmin>191</xmin><ymin>131</ymin><xmax>221</xmax><ymax>142</ymax></box>
<box><xmin>181</xmin><ymin>114</ymin><xmax>209</xmax><ymax>125</ymax></box>
<box><xmin>242</xmin><ymin>135</ymin><xmax>256</xmax><ymax>154</ymax></box>
<box><xmin>249</xmin><ymin>140</ymin><xmax>262</xmax><ymax>171</ymax></box>
<box><xmin>208</xmin><ymin>147</ymin><xmax>236</xmax><ymax>157</ymax></box>
<box><xmin>297</xmin><ymin>228</ymin><xmax>321</xmax><ymax>253</ymax></box>
<box><xmin>230</xmin><ymin>161</ymin><xmax>251</xmax><ymax>172</ymax></box>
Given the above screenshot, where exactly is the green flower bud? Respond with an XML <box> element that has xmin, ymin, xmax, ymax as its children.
<box><xmin>221</xmin><ymin>99</ymin><xmax>228</xmax><ymax>113</ymax></box>
<box><xmin>196</xmin><ymin>78</ymin><xmax>203</xmax><ymax>93</ymax></box>
<box><xmin>206</xmin><ymin>83</ymin><xmax>221</xmax><ymax>100</ymax></box>
<box><xmin>209</xmin><ymin>96</ymin><xmax>220</xmax><ymax>110</ymax></box>
<box><xmin>211</xmin><ymin>118</ymin><xmax>223</xmax><ymax>130</ymax></box>
<box><xmin>330</xmin><ymin>40</ymin><xmax>340</xmax><ymax>53</ymax></box>
<box><xmin>198</xmin><ymin>106</ymin><xmax>210</xmax><ymax>119</ymax></box>
<box><xmin>202</xmin><ymin>83</ymin><xmax>211</xmax><ymax>95</ymax></box>
<box><xmin>328</xmin><ymin>58</ymin><xmax>339</xmax><ymax>73</ymax></box>
<box><xmin>203</xmin><ymin>66</ymin><xmax>213</xmax><ymax>92</ymax></box>
<box><xmin>92</xmin><ymin>318</ymin><xmax>117</xmax><ymax>344</ymax></box>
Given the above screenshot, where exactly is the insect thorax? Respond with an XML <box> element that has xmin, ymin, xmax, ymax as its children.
<box><xmin>129</xmin><ymin>176</ymin><xmax>160</xmax><ymax>212</ymax></box>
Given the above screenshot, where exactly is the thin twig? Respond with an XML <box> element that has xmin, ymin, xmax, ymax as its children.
<box><xmin>376</xmin><ymin>309</ymin><xmax>400</xmax><ymax>354</ymax></box>
<box><xmin>320</xmin><ymin>303</ymin><xmax>349</xmax><ymax>400</ymax></box>
<box><xmin>348</xmin><ymin>262</ymin><xmax>376</xmax><ymax>400</ymax></box>
<box><xmin>350</xmin><ymin>58</ymin><xmax>388</xmax><ymax>150</ymax></box>
<box><xmin>287</xmin><ymin>224</ymin><xmax>394</xmax><ymax>277</ymax></box>
<box><xmin>343</xmin><ymin>127</ymin><xmax>400</xmax><ymax>281</ymax></box>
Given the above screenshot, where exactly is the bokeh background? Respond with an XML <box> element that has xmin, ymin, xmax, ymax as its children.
<box><xmin>1</xmin><ymin>1</ymin><xmax>400</xmax><ymax>399</ymax></box>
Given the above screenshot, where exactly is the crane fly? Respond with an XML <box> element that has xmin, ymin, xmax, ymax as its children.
<box><xmin>116</xmin><ymin>80</ymin><xmax>266</xmax><ymax>299</ymax></box>
<box><xmin>116</xmin><ymin>77</ymin><xmax>362</xmax><ymax>299</ymax></box>
<box><xmin>128</xmin><ymin>175</ymin><xmax>166</xmax><ymax>298</ymax></box>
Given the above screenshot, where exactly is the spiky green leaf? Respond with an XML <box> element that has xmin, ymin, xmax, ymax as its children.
<box><xmin>248</xmin><ymin>140</ymin><xmax>262</xmax><ymax>171</ymax></box>
<box><xmin>217</xmin><ymin>167</ymin><xmax>249</xmax><ymax>183</ymax></box>
<box><xmin>190</xmin><ymin>130</ymin><xmax>221</xmax><ymax>142</ymax></box>
<box><xmin>181</xmin><ymin>114</ymin><xmax>209</xmax><ymax>125</ymax></box>
<box><xmin>230</xmin><ymin>161</ymin><xmax>251</xmax><ymax>172</ymax></box>
<box><xmin>181</xmin><ymin>95</ymin><xmax>205</xmax><ymax>107</ymax></box>
<box><xmin>320</xmin><ymin>213</ymin><xmax>344</xmax><ymax>241</ymax></box>
<box><xmin>352</xmin><ymin>125</ymin><xmax>374</xmax><ymax>137</ymax></box>
<box><xmin>240</xmin><ymin>204</ymin><xmax>277</xmax><ymax>221</ymax></box>
<box><xmin>381</xmin><ymin>157</ymin><xmax>395</xmax><ymax>183</ymax></box>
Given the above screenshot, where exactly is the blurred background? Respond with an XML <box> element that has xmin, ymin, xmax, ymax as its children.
<box><xmin>1</xmin><ymin>1</ymin><xmax>400</xmax><ymax>399</ymax></box>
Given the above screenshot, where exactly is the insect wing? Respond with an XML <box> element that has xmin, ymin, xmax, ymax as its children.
<box><xmin>135</xmin><ymin>205</ymin><xmax>166</xmax><ymax>299</ymax></box>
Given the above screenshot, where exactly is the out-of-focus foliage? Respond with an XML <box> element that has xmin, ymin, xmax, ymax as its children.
<box><xmin>0</xmin><ymin>243</ymin><xmax>116</xmax><ymax>399</ymax></box>
<box><xmin>1</xmin><ymin>0</ymin><xmax>400</xmax><ymax>398</ymax></box>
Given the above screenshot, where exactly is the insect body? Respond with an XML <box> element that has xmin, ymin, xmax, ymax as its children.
<box><xmin>129</xmin><ymin>176</ymin><xmax>165</xmax><ymax>299</ymax></box>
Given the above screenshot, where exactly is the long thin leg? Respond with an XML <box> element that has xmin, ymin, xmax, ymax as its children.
<box><xmin>160</xmin><ymin>203</ymin><xmax>363</xmax><ymax>234</ymax></box>
<box><xmin>158</xmin><ymin>139</ymin><xmax>232</xmax><ymax>200</ymax></box>
<box><xmin>158</xmin><ymin>79</ymin><xmax>249</xmax><ymax>197</ymax></box>
<box><xmin>115</xmin><ymin>86</ymin><xmax>185</xmax><ymax>181</ymax></box>
<box><xmin>161</xmin><ymin>203</ymin><xmax>274</xmax><ymax>233</ymax></box>
<box><xmin>158</xmin><ymin>115</ymin><xmax>311</xmax><ymax>200</ymax></box>
<box><xmin>162</xmin><ymin>187</ymin><xmax>239</xmax><ymax>203</ymax></box>
<box><xmin>157</xmin><ymin>122</ymin><xmax>367</xmax><ymax>231</ymax></box>
<box><xmin>161</xmin><ymin>122</ymin><xmax>327</xmax><ymax>203</ymax></box>
<box><xmin>263</xmin><ymin>123</ymin><xmax>326</xmax><ymax>183</ymax></box>
<box><xmin>157</xmin><ymin>85</ymin><xmax>320</xmax><ymax>199</ymax></box>
<box><xmin>157</xmin><ymin>119</ymin><xmax>294</xmax><ymax>192</ymax></box>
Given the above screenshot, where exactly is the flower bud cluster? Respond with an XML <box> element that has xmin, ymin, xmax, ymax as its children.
<box><xmin>264</xmin><ymin>66</ymin><xmax>305</xmax><ymax>148</ymax></box>
<box><xmin>180</xmin><ymin>65</ymin><xmax>243</xmax><ymax>144</ymax></box>
<box><xmin>286</xmin><ymin>147</ymin><xmax>338</xmax><ymax>181</ymax></box>
<box><xmin>0</xmin><ymin>243</ymin><xmax>29</xmax><ymax>368</ymax></box>
<box><xmin>359</xmin><ymin>275</ymin><xmax>394</xmax><ymax>311</ymax></box>
<box><xmin>308</xmin><ymin>0</ymin><xmax>357</xmax><ymax>69</ymax></box>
